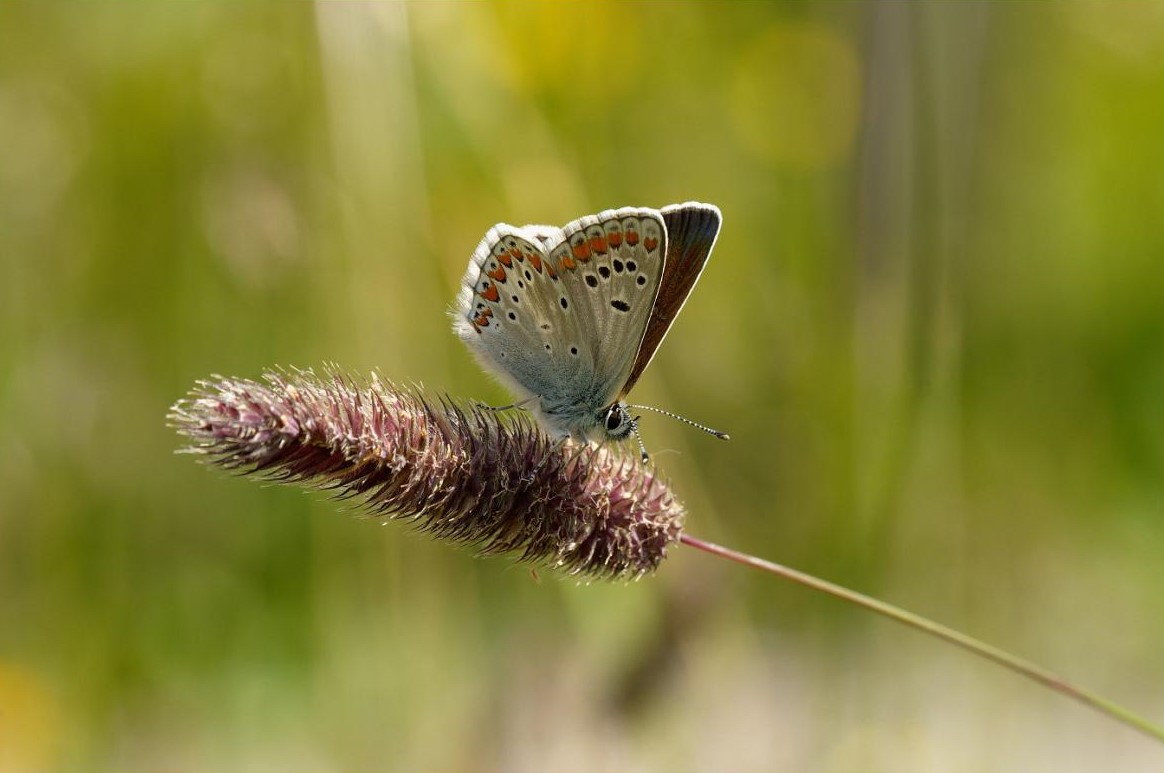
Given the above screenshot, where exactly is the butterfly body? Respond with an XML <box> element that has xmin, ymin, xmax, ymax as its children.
<box><xmin>453</xmin><ymin>202</ymin><xmax>722</xmax><ymax>447</ymax></box>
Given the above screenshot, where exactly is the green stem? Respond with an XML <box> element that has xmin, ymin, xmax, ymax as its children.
<box><xmin>680</xmin><ymin>533</ymin><xmax>1164</xmax><ymax>744</ymax></box>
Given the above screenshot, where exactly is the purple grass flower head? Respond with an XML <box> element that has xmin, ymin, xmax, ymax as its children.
<box><xmin>168</xmin><ymin>366</ymin><xmax>685</xmax><ymax>579</ymax></box>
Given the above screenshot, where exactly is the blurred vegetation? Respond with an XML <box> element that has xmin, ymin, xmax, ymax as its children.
<box><xmin>1</xmin><ymin>2</ymin><xmax>1162</xmax><ymax>771</ymax></box>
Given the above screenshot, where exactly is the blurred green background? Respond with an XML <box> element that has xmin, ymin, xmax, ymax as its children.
<box><xmin>1</xmin><ymin>2</ymin><xmax>1162</xmax><ymax>770</ymax></box>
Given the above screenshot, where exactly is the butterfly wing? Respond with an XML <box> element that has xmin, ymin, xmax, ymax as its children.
<box><xmin>453</xmin><ymin>207</ymin><xmax>667</xmax><ymax>437</ymax></box>
<box><xmin>547</xmin><ymin>208</ymin><xmax>667</xmax><ymax>407</ymax></box>
<box><xmin>453</xmin><ymin>225</ymin><xmax>591</xmax><ymax>407</ymax></box>
<box><xmin>618</xmin><ymin>202</ymin><xmax>722</xmax><ymax>397</ymax></box>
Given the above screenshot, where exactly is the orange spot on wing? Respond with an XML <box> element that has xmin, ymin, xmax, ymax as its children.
<box><xmin>608</xmin><ymin>231</ymin><xmax>623</xmax><ymax>247</ymax></box>
<box><xmin>472</xmin><ymin>307</ymin><xmax>493</xmax><ymax>328</ymax></box>
<box><xmin>487</xmin><ymin>265</ymin><xmax>507</xmax><ymax>282</ymax></box>
<box><xmin>545</xmin><ymin>262</ymin><xmax>558</xmax><ymax>279</ymax></box>
<box><xmin>644</xmin><ymin>237</ymin><xmax>659</xmax><ymax>252</ymax></box>
<box><xmin>572</xmin><ymin>241</ymin><xmax>591</xmax><ymax>261</ymax></box>
<box><xmin>561</xmin><ymin>256</ymin><xmax>577</xmax><ymax>271</ymax></box>
<box><xmin>589</xmin><ymin>235</ymin><xmax>608</xmax><ymax>254</ymax></box>
<box><xmin>528</xmin><ymin>253</ymin><xmax>543</xmax><ymax>272</ymax></box>
<box><xmin>626</xmin><ymin>230</ymin><xmax>640</xmax><ymax>246</ymax></box>
<box><xmin>480</xmin><ymin>284</ymin><xmax>500</xmax><ymax>302</ymax></box>
<box><xmin>498</xmin><ymin>251</ymin><xmax>513</xmax><ymax>267</ymax></box>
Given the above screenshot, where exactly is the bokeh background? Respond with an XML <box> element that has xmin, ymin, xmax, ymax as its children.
<box><xmin>1</xmin><ymin>2</ymin><xmax>1162</xmax><ymax>771</ymax></box>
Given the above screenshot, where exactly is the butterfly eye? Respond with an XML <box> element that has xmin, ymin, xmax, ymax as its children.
<box><xmin>600</xmin><ymin>405</ymin><xmax>636</xmax><ymax>440</ymax></box>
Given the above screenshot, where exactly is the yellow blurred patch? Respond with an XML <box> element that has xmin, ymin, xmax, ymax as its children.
<box><xmin>0</xmin><ymin>662</ymin><xmax>60</xmax><ymax>773</ymax></box>
<box><xmin>486</xmin><ymin>0</ymin><xmax>642</xmax><ymax>97</ymax></box>
<box><xmin>1071</xmin><ymin>0</ymin><xmax>1164</xmax><ymax>65</ymax></box>
<box><xmin>731</xmin><ymin>22</ymin><xmax>861</xmax><ymax>170</ymax></box>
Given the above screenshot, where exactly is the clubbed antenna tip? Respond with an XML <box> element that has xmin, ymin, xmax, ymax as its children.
<box><xmin>168</xmin><ymin>366</ymin><xmax>686</xmax><ymax>579</ymax></box>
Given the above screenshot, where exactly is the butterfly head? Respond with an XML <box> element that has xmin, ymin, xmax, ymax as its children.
<box><xmin>599</xmin><ymin>402</ymin><xmax>636</xmax><ymax>441</ymax></box>
<box><xmin>599</xmin><ymin>402</ymin><xmax>652</xmax><ymax>463</ymax></box>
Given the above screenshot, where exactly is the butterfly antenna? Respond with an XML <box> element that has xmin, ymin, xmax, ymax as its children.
<box><xmin>629</xmin><ymin>418</ymin><xmax>650</xmax><ymax>464</ymax></box>
<box><xmin>626</xmin><ymin>404</ymin><xmax>731</xmax><ymax>441</ymax></box>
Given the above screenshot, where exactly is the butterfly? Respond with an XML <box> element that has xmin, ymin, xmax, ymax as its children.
<box><xmin>452</xmin><ymin>202</ymin><xmax>727</xmax><ymax>459</ymax></box>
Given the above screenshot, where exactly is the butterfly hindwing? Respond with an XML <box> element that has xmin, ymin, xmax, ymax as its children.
<box><xmin>453</xmin><ymin>225</ymin><xmax>591</xmax><ymax>405</ymax></box>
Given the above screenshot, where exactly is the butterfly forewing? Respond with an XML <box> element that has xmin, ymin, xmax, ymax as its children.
<box><xmin>552</xmin><ymin>208</ymin><xmax>666</xmax><ymax>403</ymax></box>
<box><xmin>618</xmin><ymin>202</ymin><xmax>722</xmax><ymax>397</ymax></box>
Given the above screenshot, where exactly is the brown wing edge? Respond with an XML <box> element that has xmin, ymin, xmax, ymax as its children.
<box><xmin>619</xmin><ymin>202</ymin><xmax>722</xmax><ymax>397</ymax></box>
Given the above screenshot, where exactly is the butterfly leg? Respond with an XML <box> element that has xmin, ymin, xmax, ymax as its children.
<box><xmin>520</xmin><ymin>432</ymin><xmax>582</xmax><ymax>486</ymax></box>
<box><xmin>481</xmin><ymin>396</ymin><xmax>537</xmax><ymax>412</ymax></box>
<box><xmin>561</xmin><ymin>430</ymin><xmax>605</xmax><ymax>467</ymax></box>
